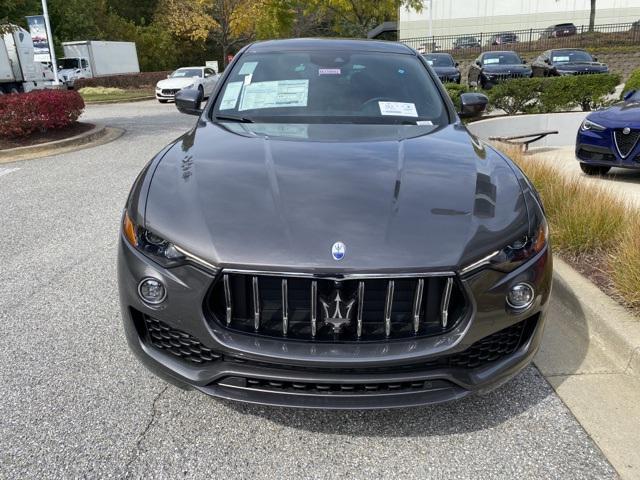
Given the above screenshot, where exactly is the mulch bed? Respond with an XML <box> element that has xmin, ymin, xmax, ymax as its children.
<box><xmin>562</xmin><ymin>251</ymin><xmax>639</xmax><ymax>316</ymax></box>
<box><xmin>0</xmin><ymin>122</ymin><xmax>95</xmax><ymax>150</ymax></box>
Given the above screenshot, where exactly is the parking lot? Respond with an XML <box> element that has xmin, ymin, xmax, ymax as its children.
<box><xmin>0</xmin><ymin>101</ymin><xmax>620</xmax><ymax>478</ymax></box>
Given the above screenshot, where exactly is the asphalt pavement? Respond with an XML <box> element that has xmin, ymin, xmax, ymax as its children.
<box><xmin>0</xmin><ymin>101</ymin><xmax>618</xmax><ymax>479</ymax></box>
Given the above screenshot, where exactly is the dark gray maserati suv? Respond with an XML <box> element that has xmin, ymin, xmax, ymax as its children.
<box><xmin>118</xmin><ymin>39</ymin><xmax>552</xmax><ymax>409</ymax></box>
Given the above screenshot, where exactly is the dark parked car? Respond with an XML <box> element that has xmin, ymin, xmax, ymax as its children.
<box><xmin>487</xmin><ymin>32</ymin><xmax>518</xmax><ymax>46</ymax></box>
<box><xmin>423</xmin><ymin>53</ymin><xmax>461</xmax><ymax>83</ymax></box>
<box><xmin>541</xmin><ymin>23</ymin><xmax>578</xmax><ymax>38</ymax></box>
<box><xmin>576</xmin><ymin>90</ymin><xmax>640</xmax><ymax>175</ymax></box>
<box><xmin>453</xmin><ymin>36</ymin><xmax>481</xmax><ymax>49</ymax></box>
<box><xmin>531</xmin><ymin>49</ymin><xmax>609</xmax><ymax>77</ymax></box>
<box><xmin>119</xmin><ymin>38</ymin><xmax>551</xmax><ymax>409</ymax></box>
<box><xmin>468</xmin><ymin>51</ymin><xmax>532</xmax><ymax>89</ymax></box>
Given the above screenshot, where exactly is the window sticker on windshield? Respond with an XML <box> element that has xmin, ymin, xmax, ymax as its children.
<box><xmin>220</xmin><ymin>81</ymin><xmax>243</xmax><ymax>110</ymax></box>
<box><xmin>319</xmin><ymin>68</ymin><xmax>341</xmax><ymax>75</ymax></box>
<box><xmin>426</xmin><ymin>60</ymin><xmax>434</xmax><ymax>65</ymax></box>
<box><xmin>379</xmin><ymin>102</ymin><xmax>418</xmax><ymax>117</ymax></box>
<box><xmin>417</xmin><ymin>120</ymin><xmax>433</xmax><ymax>126</ymax></box>
<box><xmin>239</xmin><ymin>61</ymin><xmax>258</xmax><ymax>75</ymax></box>
<box><xmin>552</xmin><ymin>56</ymin><xmax>570</xmax><ymax>62</ymax></box>
<box><xmin>484</xmin><ymin>58</ymin><xmax>499</xmax><ymax>64</ymax></box>
<box><xmin>239</xmin><ymin>80</ymin><xmax>309</xmax><ymax>111</ymax></box>
<box><xmin>244</xmin><ymin>73</ymin><xmax>253</xmax><ymax>86</ymax></box>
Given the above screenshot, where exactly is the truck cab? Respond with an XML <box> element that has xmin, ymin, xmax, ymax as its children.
<box><xmin>57</xmin><ymin>57</ymin><xmax>91</xmax><ymax>87</ymax></box>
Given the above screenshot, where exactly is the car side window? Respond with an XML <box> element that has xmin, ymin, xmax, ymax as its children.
<box><xmin>205</xmin><ymin>68</ymin><xmax>214</xmax><ymax>77</ymax></box>
<box><xmin>81</xmin><ymin>59</ymin><xmax>88</xmax><ymax>69</ymax></box>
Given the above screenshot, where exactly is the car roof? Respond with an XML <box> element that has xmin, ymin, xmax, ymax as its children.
<box><xmin>177</xmin><ymin>66</ymin><xmax>204</xmax><ymax>69</ymax></box>
<box><xmin>550</xmin><ymin>48</ymin><xmax>587</xmax><ymax>52</ymax></box>
<box><xmin>245</xmin><ymin>38</ymin><xmax>414</xmax><ymax>55</ymax></box>
<box><xmin>483</xmin><ymin>50</ymin><xmax>518</xmax><ymax>55</ymax></box>
<box><xmin>423</xmin><ymin>52</ymin><xmax>451</xmax><ymax>57</ymax></box>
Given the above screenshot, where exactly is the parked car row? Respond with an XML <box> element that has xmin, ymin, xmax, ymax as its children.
<box><xmin>422</xmin><ymin>48</ymin><xmax>609</xmax><ymax>89</ymax></box>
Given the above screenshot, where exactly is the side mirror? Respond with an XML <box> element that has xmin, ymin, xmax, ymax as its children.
<box><xmin>175</xmin><ymin>88</ymin><xmax>203</xmax><ymax>116</ymax></box>
<box><xmin>475</xmin><ymin>60</ymin><xmax>481</xmax><ymax>66</ymax></box>
<box><xmin>593</xmin><ymin>56</ymin><xmax>598</xmax><ymax>62</ymax></box>
<box><xmin>455</xmin><ymin>62</ymin><xmax>459</xmax><ymax>67</ymax></box>
<box><xmin>522</xmin><ymin>59</ymin><xmax>527</xmax><ymax>64</ymax></box>
<box><xmin>544</xmin><ymin>58</ymin><xmax>551</xmax><ymax>64</ymax></box>
<box><xmin>623</xmin><ymin>90</ymin><xmax>637</xmax><ymax>101</ymax></box>
<box><xmin>459</xmin><ymin>92</ymin><xmax>488</xmax><ymax>118</ymax></box>
<box><xmin>167</xmin><ymin>73</ymin><xmax>171</xmax><ymax>78</ymax></box>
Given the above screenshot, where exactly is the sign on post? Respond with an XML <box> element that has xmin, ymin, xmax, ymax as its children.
<box><xmin>25</xmin><ymin>15</ymin><xmax>50</xmax><ymax>62</ymax></box>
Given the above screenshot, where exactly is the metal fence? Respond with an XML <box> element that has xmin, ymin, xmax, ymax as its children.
<box><xmin>400</xmin><ymin>22</ymin><xmax>640</xmax><ymax>55</ymax></box>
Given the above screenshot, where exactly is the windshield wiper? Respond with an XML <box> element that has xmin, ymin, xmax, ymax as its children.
<box><xmin>214</xmin><ymin>114</ymin><xmax>254</xmax><ymax>123</ymax></box>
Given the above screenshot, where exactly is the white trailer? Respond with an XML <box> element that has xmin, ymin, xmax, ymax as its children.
<box><xmin>59</xmin><ymin>40</ymin><xmax>140</xmax><ymax>86</ymax></box>
<box><xmin>0</xmin><ymin>26</ymin><xmax>52</xmax><ymax>93</ymax></box>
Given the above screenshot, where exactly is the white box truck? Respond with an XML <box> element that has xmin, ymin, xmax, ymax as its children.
<box><xmin>58</xmin><ymin>40</ymin><xmax>140</xmax><ymax>87</ymax></box>
<box><xmin>1</xmin><ymin>25</ymin><xmax>53</xmax><ymax>93</ymax></box>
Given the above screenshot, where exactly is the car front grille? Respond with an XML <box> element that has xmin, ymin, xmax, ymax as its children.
<box><xmin>207</xmin><ymin>273</ymin><xmax>467</xmax><ymax>342</ymax></box>
<box><xmin>223</xmin><ymin>317</ymin><xmax>536</xmax><ymax>377</ymax></box>
<box><xmin>439</xmin><ymin>75</ymin><xmax>458</xmax><ymax>83</ymax></box>
<box><xmin>614</xmin><ymin>129</ymin><xmax>640</xmax><ymax>158</ymax></box>
<box><xmin>144</xmin><ymin>315</ymin><xmax>221</xmax><ymax>364</ymax></box>
<box><xmin>161</xmin><ymin>89</ymin><xmax>180</xmax><ymax>95</ymax></box>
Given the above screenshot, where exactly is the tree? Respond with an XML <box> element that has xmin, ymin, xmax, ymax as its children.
<box><xmin>307</xmin><ymin>0</ymin><xmax>423</xmax><ymax>37</ymax></box>
<box><xmin>208</xmin><ymin>0</ymin><xmax>257</xmax><ymax>65</ymax></box>
<box><xmin>589</xmin><ymin>0</ymin><xmax>596</xmax><ymax>32</ymax></box>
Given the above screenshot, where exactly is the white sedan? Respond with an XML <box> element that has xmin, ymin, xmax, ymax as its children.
<box><xmin>155</xmin><ymin>67</ymin><xmax>219</xmax><ymax>103</ymax></box>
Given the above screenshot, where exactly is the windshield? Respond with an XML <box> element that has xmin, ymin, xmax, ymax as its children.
<box><xmin>211</xmin><ymin>50</ymin><xmax>448</xmax><ymax>125</ymax></box>
<box><xmin>171</xmin><ymin>68</ymin><xmax>203</xmax><ymax>78</ymax></box>
<box><xmin>551</xmin><ymin>50</ymin><xmax>593</xmax><ymax>63</ymax></box>
<box><xmin>58</xmin><ymin>58</ymin><xmax>80</xmax><ymax>69</ymax></box>
<box><xmin>482</xmin><ymin>52</ymin><xmax>522</xmax><ymax>65</ymax></box>
<box><xmin>423</xmin><ymin>54</ymin><xmax>454</xmax><ymax>67</ymax></box>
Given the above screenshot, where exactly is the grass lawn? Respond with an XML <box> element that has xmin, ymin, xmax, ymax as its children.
<box><xmin>78</xmin><ymin>87</ymin><xmax>153</xmax><ymax>103</ymax></box>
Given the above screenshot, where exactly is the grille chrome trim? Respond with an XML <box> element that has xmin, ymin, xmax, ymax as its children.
<box><xmin>221</xmin><ymin>268</ymin><xmax>455</xmax><ymax>280</ymax></box>
<box><xmin>282</xmin><ymin>279</ymin><xmax>289</xmax><ymax>335</ymax></box>
<box><xmin>384</xmin><ymin>280</ymin><xmax>395</xmax><ymax>338</ymax></box>
<box><xmin>311</xmin><ymin>280</ymin><xmax>318</xmax><ymax>338</ymax></box>
<box><xmin>613</xmin><ymin>129</ymin><xmax>640</xmax><ymax>159</ymax></box>
<box><xmin>441</xmin><ymin>277</ymin><xmax>453</xmax><ymax>328</ymax></box>
<box><xmin>357</xmin><ymin>281</ymin><xmax>365</xmax><ymax>339</ymax></box>
<box><xmin>412</xmin><ymin>278</ymin><xmax>425</xmax><ymax>334</ymax></box>
<box><xmin>223</xmin><ymin>274</ymin><xmax>232</xmax><ymax>325</ymax></box>
<box><xmin>252</xmin><ymin>276</ymin><xmax>260</xmax><ymax>331</ymax></box>
<box><xmin>459</xmin><ymin>251</ymin><xmax>500</xmax><ymax>276</ymax></box>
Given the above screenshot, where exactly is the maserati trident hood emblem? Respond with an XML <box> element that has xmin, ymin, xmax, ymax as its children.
<box><xmin>331</xmin><ymin>241</ymin><xmax>346</xmax><ymax>261</ymax></box>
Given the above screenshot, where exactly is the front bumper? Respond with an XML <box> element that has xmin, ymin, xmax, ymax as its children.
<box><xmin>118</xmin><ymin>236</ymin><xmax>552</xmax><ymax>409</ymax></box>
<box><xmin>576</xmin><ymin>130</ymin><xmax>640</xmax><ymax>169</ymax></box>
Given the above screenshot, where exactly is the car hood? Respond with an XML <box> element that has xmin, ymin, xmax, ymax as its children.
<box><xmin>157</xmin><ymin>77</ymin><xmax>198</xmax><ymax>89</ymax></box>
<box><xmin>145</xmin><ymin>122</ymin><xmax>528</xmax><ymax>272</ymax></box>
<box><xmin>58</xmin><ymin>68</ymin><xmax>78</xmax><ymax>78</ymax></box>
<box><xmin>482</xmin><ymin>64</ymin><xmax>531</xmax><ymax>74</ymax></box>
<box><xmin>589</xmin><ymin>101</ymin><xmax>640</xmax><ymax>125</ymax></box>
<box><xmin>555</xmin><ymin>62</ymin><xmax>608</xmax><ymax>72</ymax></box>
<box><xmin>433</xmin><ymin>66</ymin><xmax>460</xmax><ymax>76</ymax></box>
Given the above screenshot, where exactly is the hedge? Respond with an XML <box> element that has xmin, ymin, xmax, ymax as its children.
<box><xmin>622</xmin><ymin>68</ymin><xmax>640</xmax><ymax>98</ymax></box>
<box><xmin>485</xmin><ymin>73</ymin><xmax>620</xmax><ymax>115</ymax></box>
<box><xmin>0</xmin><ymin>89</ymin><xmax>84</xmax><ymax>138</ymax></box>
<box><xmin>74</xmin><ymin>71</ymin><xmax>171</xmax><ymax>90</ymax></box>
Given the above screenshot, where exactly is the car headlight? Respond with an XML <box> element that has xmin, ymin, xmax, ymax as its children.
<box><xmin>155</xmin><ymin>86</ymin><xmax>161</xmax><ymax>91</ymax></box>
<box><xmin>123</xmin><ymin>212</ymin><xmax>185</xmax><ymax>266</ymax></box>
<box><xmin>490</xmin><ymin>219</ymin><xmax>549</xmax><ymax>272</ymax></box>
<box><xmin>183</xmin><ymin>83</ymin><xmax>195</xmax><ymax>89</ymax></box>
<box><xmin>581</xmin><ymin>119</ymin><xmax>606</xmax><ymax>132</ymax></box>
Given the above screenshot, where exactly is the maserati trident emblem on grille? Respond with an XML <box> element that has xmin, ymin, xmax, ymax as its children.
<box><xmin>331</xmin><ymin>241</ymin><xmax>346</xmax><ymax>261</ymax></box>
<box><xmin>320</xmin><ymin>290</ymin><xmax>356</xmax><ymax>333</ymax></box>
<box><xmin>623</xmin><ymin>127</ymin><xmax>631</xmax><ymax>135</ymax></box>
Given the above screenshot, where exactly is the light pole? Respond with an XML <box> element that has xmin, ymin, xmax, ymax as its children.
<box><xmin>41</xmin><ymin>0</ymin><xmax>60</xmax><ymax>86</ymax></box>
<box><xmin>427</xmin><ymin>0</ymin><xmax>433</xmax><ymax>52</ymax></box>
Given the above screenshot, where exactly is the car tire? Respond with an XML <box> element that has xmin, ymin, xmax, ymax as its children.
<box><xmin>197</xmin><ymin>86</ymin><xmax>204</xmax><ymax>102</ymax></box>
<box><xmin>580</xmin><ymin>164</ymin><xmax>611</xmax><ymax>176</ymax></box>
<box><xmin>158</xmin><ymin>99</ymin><xmax>168</xmax><ymax>103</ymax></box>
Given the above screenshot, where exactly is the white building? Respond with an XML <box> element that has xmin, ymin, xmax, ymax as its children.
<box><xmin>399</xmin><ymin>0</ymin><xmax>640</xmax><ymax>39</ymax></box>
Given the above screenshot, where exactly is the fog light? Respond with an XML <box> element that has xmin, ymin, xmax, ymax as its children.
<box><xmin>507</xmin><ymin>283</ymin><xmax>534</xmax><ymax>309</ymax></box>
<box><xmin>138</xmin><ymin>278</ymin><xmax>166</xmax><ymax>304</ymax></box>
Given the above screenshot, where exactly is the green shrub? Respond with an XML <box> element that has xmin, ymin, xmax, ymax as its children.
<box><xmin>443</xmin><ymin>82</ymin><xmax>469</xmax><ymax>110</ymax></box>
<box><xmin>622</xmin><ymin>68</ymin><xmax>640</xmax><ymax>98</ymax></box>
<box><xmin>487</xmin><ymin>77</ymin><xmax>544</xmax><ymax>115</ymax></box>
<box><xmin>563</xmin><ymin>73</ymin><xmax>620</xmax><ymax>111</ymax></box>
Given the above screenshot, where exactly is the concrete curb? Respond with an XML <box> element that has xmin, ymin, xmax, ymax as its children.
<box><xmin>552</xmin><ymin>257</ymin><xmax>640</xmax><ymax>377</ymax></box>
<box><xmin>0</xmin><ymin>124</ymin><xmax>124</xmax><ymax>163</ymax></box>
<box><xmin>84</xmin><ymin>96</ymin><xmax>155</xmax><ymax>105</ymax></box>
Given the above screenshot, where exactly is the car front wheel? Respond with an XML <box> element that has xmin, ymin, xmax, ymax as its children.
<box><xmin>580</xmin><ymin>164</ymin><xmax>611</xmax><ymax>176</ymax></box>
